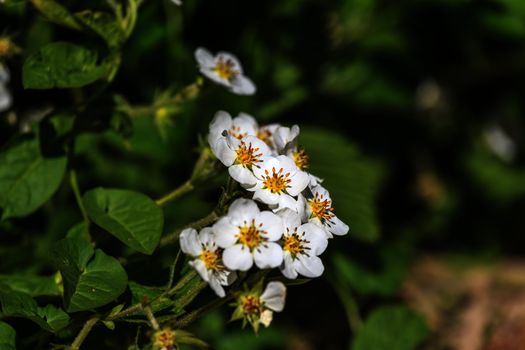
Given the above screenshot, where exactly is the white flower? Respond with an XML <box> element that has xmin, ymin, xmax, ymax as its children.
<box><xmin>256</xmin><ymin>123</ymin><xmax>281</xmax><ymax>152</ymax></box>
<box><xmin>213</xmin><ymin>198</ymin><xmax>283</xmax><ymax>271</ymax></box>
<box><xmin>273</xmin><ymin>125</ymin><xmax>300</xmax><ymax>154</ymax></box>
<box><xmin>170</xmin><ymin>0</ymin><xmax>182</xmax><ymax>5</ymax></box>
<box><xmin>278</xmin><ymin>209</ymin><xmax>328</xmax><ymax>279</ymax></box>
<box><xmin>298</xmin><ymin>184</ymin><xmax>349</xmax><ymax>238</ymax></box>
<box><xmin>0</xmin><ymin>63</ymin><xmax>12</xmax><ymax>113</ymax></box>
<box><xmin>208</xmin><ymin>110</ymin><xmax>258</xmax><ymax>149</ymax></box>
<box><xmin>180</xmin><ymin>227</ymin><xmax>236</xmax><ymax>297</ymax></box>
<box><xmin>195</xmin><ymin>47</ymin><xmax>256</xmax><ymax>95</ymax></box>
<box><xmin>212</xmin><ymin>135</ymin><xmax>271</xmax><ymax>188</ymax></box>
<box><xmin>260</xmin><ymin>281</ymin><xmax>286</xmax><ymax>313</ymax></box>
<box><xmin>248</xmin><ymin>155</ymin><xmax>309</xmax><ymax>211</ymax></box>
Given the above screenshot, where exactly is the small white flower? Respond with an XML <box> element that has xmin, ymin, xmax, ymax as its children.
<box><xmin>208</xmin><ymin>110</ymin><xmax>258</xmax><ymax>150</ymax></box>
<box><xmin>248</xmin><ymin>155</ymin><xmax>309</xmax><ymax>211</ymax></box>
<box><xmin>278</xmin><ymin>209</ymin><xmax>328</xmax><ymax>279</ymax></box>
<box><xmin>256</xmin><ymin>123</ymin><xmax>281</xmax><ymax>152</ymax></box>
<box><xmin>0</xmin><ymin>63</ymin><xmax>12</xmax><ymax>113</ymax></box>
<box><xmin>298</xmin><ymin>184</ymin><xmax>349</xmax><ymax>238</ymax></box>
<box><xmin>180</xmin><ymin>227</ymin><xmax>236</xmax><ymax>297</ymax></box>
<box><xmin>273</xmin><ymin>125</ymin><xmax>300</xmax><ymax>154</ymax></box>
<box><xmin>213</xmin><ymin>135</ymin><xmax>271</xmax><ymax>187</ymax></box>
<box><xmin>170</xmin><ymin>0</ymin><xmax>182</xmax><ymax>5</ymax></box>
<box><xmin>213</xmin><ymin>198</ymin><xmax>284</xmax><ymax>271</ymax></box>
<box><xmin>195</xmin><ymin>47</ymin><xmax>256</xmax><ymax>95</ymax></box>
<box><xmin>260</xmin><ymin>281</ymin><xmax>286</xmax><ymax>313</ymax></box>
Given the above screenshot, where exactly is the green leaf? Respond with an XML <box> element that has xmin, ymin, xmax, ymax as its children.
<box><xmin>23</xmin><ymin>42</ymin><xmax>108</xmax><ymax>89</ymax></box>
<box><xmin>66</xmin><ymin>222</ymin><xmax>91</xmax><ymax>241</ymax></box>
<box><xmin>83</xmin><ymin>188</ymin><xmax>164</xmax><ymax>254</ymax></box>
<box><xmin>176</xmin><ymin>330</ymin><xmax>210</xmax><ymax>348</ymax></box>
<box><xmin>75</xmin><ymin>11</ymin><xmax>125</xmax><ymax>48</ymax></box>
<box><xmin>353</xmin><ymin>305</ymin><xmax>429</xmax><ymax>350</ymax></box>
<box><xmin>301</xmin><ymin>128</ymin><xmax>385</xmax><ymax>242</ymax></box>
<box><xmin>0</xmin><ymin>285</ymin><xmax>69</xmax><ymax>332</ymax></box>
<box><xmin>0</xmin><ymin>274</ymin><xmax>60</xmax><ymax>297</ymax></box>
<box><xmin>0</xmin><ymin>321</ymin><xmax>16</xmax><ymax>350</ymax></box>
<box><xmin>0</xmin><ymin>138</ymin><xmax>67</xmax><ymax>220</ymax></box>
<box><xmin>53</xmin><ymin>238</ymin><xmax>128</xmax><ymax>312</ymax></box>
<box><xmin>30</xmin><ymin>0</ymin><xmax>82</xmax><ymax>31</ymax></box>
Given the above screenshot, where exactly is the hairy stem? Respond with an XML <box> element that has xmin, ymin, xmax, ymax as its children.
<box><xmin>70</xmin><ymin>170</ymin><xmax>89</xmax><ymax>225</ymax></box>
<box><xmin>69</xmin><ymin>316</ymin><xmax>99</xmax><ymax>350</ymax></box>
<box><xmin>155</xmin><ymin>180</ymin><xmax>194</xmax><ymax>206</ymax></box>
<box><xmin>159</xmin><ymin>211</ymin><xmax>219</xmax><ymax>247</ymax></box>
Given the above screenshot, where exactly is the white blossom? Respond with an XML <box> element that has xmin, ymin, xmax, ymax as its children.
<box><xmin>278</xmin><ymin>209</ymin><xmax>328</xmax><ymax>279</ymax></box>
<box><xmin>260</xmin><ymin>281</ymin><xmax>286</xmax><ymax>313</ymax></box>
<box><xmin>208</xmin><ymin>111</ymin><xmax>258</xmax><ymax>150</ymax></box>
<box><xmin>213</xmin><ymin>198</ymin><xmax>284</xmax><ymax>271</ymax></box>
<box><xmin>195</xmin><ymin>47</ymin><xmax>256</xmax><ymax>95</ymax></box>
<box><xmin>179</xmin><ymin>227</ymin><xmax>236</xmax><ymax>297</ymax></box>
<box><xmin>248</xmin><ymin>155</ymin><xmax>309</xmax><ymax>211</ymax></box>
<box><xmin>298</xmin><ymin>184</ymin><xmax>349</xmax><ymax>238</ymax></box>
<box><xmin>0</xmin><ymin>63</ymin><xmax>12</xmax><ymax>112</ymax></box>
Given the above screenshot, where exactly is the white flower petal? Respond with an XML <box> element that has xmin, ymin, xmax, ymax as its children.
<box><xmin>208</xmin><ymin>275</ymin><xmax>226</xmax><ymax>297</ymax></box>
<box><xmin>327</xmin><ymin>215</ymin><xmax>349</xmax><ymax>236</ymax></box>
<box><xmin>195</xmin><ymin>48</ymin><xmax>215</xmax><ymax>68</ymax></box>
<box><xmin>253</xmin><ymin>242</ymin><xmax>283</xmax><ymax>269</ymax></box>
<box><xmin>0</xmin><ymin>86</ymin><xmax>12</xmax><ymax>112</ymax></box>
<box><xmin>208</xmin><ymin>111</ymin><xmax>232</xmax><ymax>144</ymax></box>
<box><xmin>260</xmin><ymin>281</ymin><xmax>286</xmax><ymax>312</ymax></box>
<box><xmin>213</xmin><ymin>138</ymin><xmax>236</xmax><ymax>166</ymax></box>
<box><xmin>294</xmin><ymin>255</ymin><xmax>324</xmax><ymax>278</ymax></box>
<box><xmin>280</xmin><ymin>253</ymin><xmax>298</xmax><ymax>279</ymax></box>
<box><xmin>199</xmin><ymin>227</ymin><xmax>215</xmax><ymax>247</ymax></box>
<box><xmin>277</xmin><ymin>208</ymin><xmax>302</xmax><ymax>230</ymax></box>
<box><xmin>276</xmin><ymin>194</ymin><xmax>299</xmax><ymax>212</ymax></box>
<box><xmin>253</xmin><ymin>189</ymin><xmax>280</xmax><ymax>205</ymax></box>
<box><xmin>227</xmin><ymin>198</ymin><xmax>260</xmax><ymax>225</ymax></box>
<box><xmin>179</xmin><ymin>228</ymin><xmax>201</xmax><ymax>256</ymax></box>
<box><xmin>189</xmin><ymin>260</ymin><xmax>210</xmax><ymax>282</ymax></box>
<box><xmin>0</xmin><ymin>64</ymin><xmax>9</xmax><ymax>83</ymax></box>
<box><xmin>230</xmin><ymin>75</ymin><xmax>256</xmax><ymax>95</ymax></box>
<box><xmin>287</xmin><ymin>172</ymin><xmax>309</xmax><ymax>198</ymax></box>
<box><xmin>235</xmin><ymin>113</ymin><xmax>258</xmax><ymax>130</ymax></box>
<box><xmin>253</xmin><ymin>157</ymin><xmax>280</xmax><ymax>179</ymax></box>
<box><xmin>296</xmin><ymin>194</ymin><xmax>309</xmax><ymax>222</ymax></box>
<box><xmin>257</xmin><ymin>211</ymin><xmax>283</xmax><ymax>241</ymax></box>
<box><xmin>213</xmin><ymin>217</ymin><xmax>238</xmax><ymax>248</ymax></box>
<box><xmin>302</xmin><ymin>223</ymin><xmax>329</xmax><ymax>255</ymax></box>
<box><xmin>223</xmin><ymin>244</ymin><xmax>253</xmax><ymax>271</ymax></box>
<box><xmin>228</xmin><ymin>164</ymin><xmax>257</xmax><ymax>188</ymax></box>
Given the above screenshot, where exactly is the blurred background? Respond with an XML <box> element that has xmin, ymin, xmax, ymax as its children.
<box><xmin>2</xmin><ymin>0</ymin><xmax>525</xmax><ymax>349</ymax></box>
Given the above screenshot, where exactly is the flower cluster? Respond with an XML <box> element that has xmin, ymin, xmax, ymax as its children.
<box><xmin>180</xmin><ymin>48</ymin><xmax>349</xmax><ymax>330</ymax></box>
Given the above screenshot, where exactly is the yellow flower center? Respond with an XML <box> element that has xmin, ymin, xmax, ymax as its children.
<box><xmin>213</xmin><ymin>57</ymin><xmax>239</xmax><ymax>80</ymax></box>
<box><xmin>237</xmin><ymin>221</ymin><xmax>266</xmax><ymax>250</ymax></box>
<box><xmin>292</xmin><ymin>147</ymin><xmax>310</xmax><ymax>170</ymax></box>
<box><xmin>309</xmin><ymin>192</ymin><xmax>334</xmax><ymax>223</ymax></box>
<box><xmin>200</xmin><ymin>248</ymin><xmax>223</xmax><ymax>271</ymax></box>
<box><xmin>262</xmin><ymin>167</ymin><xmax>291</xmax><ymax>193</ymax></box>
<box><xmin>229</xmin><ymin>125</ymin><xmax>247</xmax><ymax>139</ymax></box>
<box><xmin>236</xmin><ymin>141</ymin><xmax>262</xmax><ymax>167</ymax></box>
<box><xmin>283</xmin><ymin>229</ymin><xmax>310</xmax><ymax>258</ymax></box>
<box><xmin>240</xmin><ymin>294</ymin><xmax>263</xmax><ymax>317</ymax></box>
<box><xmin>257</xmin><ymin>129</ymin><xmax>273</xmax><ymax>147</ymax></box>
<box><xmin>153</xmin><ymin>328</ymin><xmax>176</xmax><ymax>350</ymax></box>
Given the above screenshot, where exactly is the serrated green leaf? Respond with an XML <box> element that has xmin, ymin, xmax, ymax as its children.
<box><xmin>53</xmin><ymin>238</ymin><xmax>128</xmax><ymax>312</ymax></box>
<box><xmin>0</xmin><ymin>138</ymin><xmax>67</xmax><ymax>220</ymax></box>
<box><xmin>0</xmin><ymin>285</ymin><xmax>69</xmax><ymax>332</ymax></box>
<box><xmin>301</xmin><ymin>128</ymin><xmax>384</xmax><ymax>242</ymax></box>
<box><xmin>0</xmin><ymin>274</ymin><xmax>60</xmax><ymax>297</ymax></box>
<box><xmin>83</xmin><ymin>188</ymin><xmax>164</xmax><ymax>254</ymax></box>
<box><xmin>353</xmin><ymin>305</ymin><xmax>429</xmax><ymax>350</ymax></box>
<box><xmin>23</xmin><ymin>42</ymin><xmax>108</xmax><ymax>89</ymax></box>
<box><xmin>0</xmin><ymin>321</ymin><xmax>16</xmax><ymax>350</ymax></box>
<box><xmin>75</xmin><ymin>11</ymin><xmax>125</xmax><ymax>48</ymax></box>
<box><xmin>30</xmin><ymin>0</ymin><xmax>82</xmax><ymax>31</ymax></box>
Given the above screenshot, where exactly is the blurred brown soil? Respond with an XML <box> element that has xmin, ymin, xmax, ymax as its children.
<box><xmin>403</xmin><ymin>256</ymin><xmax>525</xmax><ymax>350</ymax></box>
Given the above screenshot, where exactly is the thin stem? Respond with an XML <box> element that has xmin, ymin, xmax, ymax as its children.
<box><xmin>106</xmin><ymin>303</ymin><xmax>143</xmax><ymax>321</ymax></box>
<box><xmin>331</xmin><ymin>282</ymin><xmax>363</xmax><ymax>332</ymax></box>
<box><xmin>167</xmin><ymin>269</ymin><xmax>198</xmax><ymax>296</ymax></box>
<box><xmin>143</xmin><ymin>305</ymin><xmax>159</xmax><ymax>330</ymax></box>
<box><xmin>171</xmin><ymin>294</ymin><xmax>234</xmax><ymax>329</ymax></box>
<box><xmin>69</xmin><ymin>316</ymin><xmax>99</xmax><ymax>350</ymax></box>
<box><xmin>155</xmin><ymin>180</ymin><xmax>194</xmax><ymax>206</ymax></box>
<box><xmin>70</xmin><ymin>170</ymin><xmax>89</xmax><ymax>224</ymax></box>
<box><xmin>159</xmin><ymin>211</ymin><xmax>219</xmax><ymax>247</ymax></box>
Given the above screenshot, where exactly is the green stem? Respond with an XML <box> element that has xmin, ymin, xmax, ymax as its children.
<box><xmin>332</xmin><ymin>282</ymin><xmax>363</xmax><ymax>333</ymax></box>
<box><xmin>155</xmin><ymin>180</ymin><xmax>194</xmax><ymax>206</ymax></box>
<box><xmin>70</xmin><ymin>170</ymin><xmax>89</xmax><ymax>224</ymax></box>
<box><xmin>69</xmin><ymin>316</ymin><xmax>99</xmax><ymax>350</ymax></box>
<box><xmin>171</xmin><ymin>294</ymin><xmax>234</xmax><ymax>328</ymax></box>
<box><xmin>159</xmin><ymin>211</ymin><xmax>219</xmax><ymax>247</ymax></box>
<box><xmin>106</xmin><ymin>303</ymin><xmax>143</xmax><ymax>321</ymax></box>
